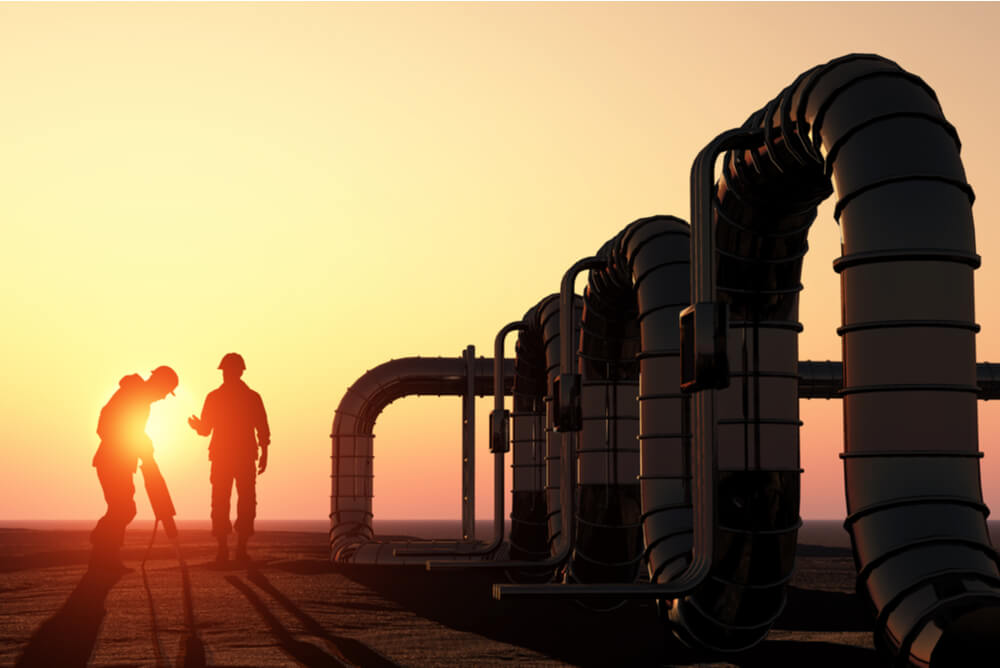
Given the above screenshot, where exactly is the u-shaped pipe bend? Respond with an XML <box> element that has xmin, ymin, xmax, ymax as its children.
<box><xmin>329</xmin><ymin>356</ymin><xmax>512</xmax><ymax>563</ymax></box>
<box><xmin>700</xmin><ymin>53</ymin><xmax>999</xmax><ymax>665</ymax></box>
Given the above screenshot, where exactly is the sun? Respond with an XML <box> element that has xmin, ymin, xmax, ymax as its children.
<box><xmin>144</xmin><ymin>383</ymin><xmax>195</xmax><ymax>456</ymax></box>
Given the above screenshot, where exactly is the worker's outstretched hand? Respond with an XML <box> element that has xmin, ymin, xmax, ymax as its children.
<box><xmin>187</xmin><ymin>415</ymin><xmax>203</xmax><ymax>431</ymax></box>
<box><xmin>258</xmin><ymin>449</ymin><xmax>268</xmax><ymax>474</ymax></box>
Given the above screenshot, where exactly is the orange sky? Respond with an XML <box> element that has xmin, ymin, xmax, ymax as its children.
<box><xmin>2</xmin><ymin>2</ymin><xmax>1000</xmax><ymax>523</ymax></box>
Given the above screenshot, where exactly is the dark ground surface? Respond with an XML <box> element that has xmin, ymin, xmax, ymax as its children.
<box><xmin>0</xmin><ymin>524</ymin><xmax>902</xmax><ymax>667</ymax></box>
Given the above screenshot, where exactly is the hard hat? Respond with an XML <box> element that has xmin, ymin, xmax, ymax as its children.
<box><xmin>149</xmin><ymin>365</ymin><xmax>179</xmax><ymax>395</ymax></box>
<box><xmin>218</xmin><ymin>352</ymin><xmax>246</xmax><ymax>371</ymax></box>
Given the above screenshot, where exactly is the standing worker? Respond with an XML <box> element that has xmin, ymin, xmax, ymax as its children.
<box><xmin>188</xmin><ymin>353</ymin><xmax>270</xmax><ymax>564</ymax></box>
<box><xmin>92</xmin><ymin>365</ymin><xmax>179</xmax><ymax>571</ymax></box>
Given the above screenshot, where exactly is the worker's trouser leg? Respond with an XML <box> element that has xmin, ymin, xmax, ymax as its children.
<box><xmin>210</xmin><ymin>459</ymin><xmax>257</xmax><ymax>539</ymax></box>
<box><xmin>233</xmin><ymin>458</ymin><xmax>257</xmax><ymax>538</ymax></box>
<box><xmin>91</xmin><ymin>462</ymin><xmax>137</xmax><ymax>557</ymax></box>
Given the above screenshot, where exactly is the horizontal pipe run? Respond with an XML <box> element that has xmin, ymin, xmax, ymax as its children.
<box><xmin>798</xmin><ymin>361</ymin><xmax>1000</xmax><ymax>399</ymax></box>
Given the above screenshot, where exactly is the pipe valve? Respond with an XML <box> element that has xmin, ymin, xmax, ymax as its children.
<box><xmin>553</xmin><ymin>373</ymin><xmax>582</xmax><ymax>432</ymax></box>
<box><xmin>679</xmin><ymin>302</ymin><xmax>730</xmax><ymax>392</ymax></box>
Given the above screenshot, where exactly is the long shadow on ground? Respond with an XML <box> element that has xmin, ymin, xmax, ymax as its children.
<box><xmin>16</xmin><ymin>565</ymin><xmax>124</xmax><ymax>667</ymax></box>
<box><xmin>335</xmin><ymin>553</ymin><xmax>885</xmax><ymax>668</ymax></box>
<box><xmin>225</xmin><ymin>567</ymin><xmax>399</xmax><ymax>668</ymax></box>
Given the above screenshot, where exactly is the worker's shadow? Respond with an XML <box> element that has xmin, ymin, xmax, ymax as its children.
<box><xmin>225</xmin><ymin>566</ymin><xmax>399</xmax><ymax>668</ymax></box>
<box><xmin>15</xmin><ymin>564</ymin><xmax>124</xmax><ymax>667</ymax></box>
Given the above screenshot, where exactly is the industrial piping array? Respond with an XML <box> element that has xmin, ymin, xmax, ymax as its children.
<box><xmin>329</xmin><ymin>54</ymin><xmax>999</xmax><ymax>666</ymax></box>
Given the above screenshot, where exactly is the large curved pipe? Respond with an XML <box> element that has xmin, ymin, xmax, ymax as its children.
<box><xmin>329</xmin><ymin>355</ymin><xmax>513</xmax><ymax>563</ymax></box>
<box><xmin>664</xmin><ymin>124</ymin><xmax>809</xmax><ymax>650</ymax></box>
<box><xmin>545</xmin><ymin>293</ymin><xmax>583</xmax><ymax>560</ymax></box>
<box><xmin>569</xmin><ymin>240</ymin><xmax>643</xmax><ymax>585</ymax></box>
<box><xmin>693</xmin><ymin>54</ymin><xmax>999</xmax><ymax>665</ymax></box>
<box><xmin>499</xmin><ymin>216</ymin><xmax>719</xmax><ymax>604</ymax></box>
<box><xmin>554</xmin><ymin>256</ymin><xmax>607</xmax><ymax>582</ymax></box>
<box><xmin>509</xmin><ymin>297</ymin><xmax>558</xmax><ymax>562</ymax></box>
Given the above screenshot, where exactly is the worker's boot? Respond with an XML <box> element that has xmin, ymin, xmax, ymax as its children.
<box><xmin>235</xmin><ymin>535</ymin><xmax>250</xmax><ymax>564</ymax></box>
<box><xmin>215</xmin><ymin>537</ymin><xmax>228</xmax><ymax>564</ymax></box>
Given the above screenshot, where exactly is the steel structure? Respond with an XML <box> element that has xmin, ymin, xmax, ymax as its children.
<box><xmin>329</xmin><ymin>352</ymin><xmax>514</xmax><ymax>563</ymax></box>
<box><xmin>329</xmin><ymin>54</ymin><xmax>999</xmax><ymax>666</ymax></box>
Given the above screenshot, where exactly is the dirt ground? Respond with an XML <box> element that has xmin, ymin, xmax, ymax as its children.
<box><xmin>0</xmin><ymin>526</ymin><xmax>886</xmax><ymax>667</ymax></box>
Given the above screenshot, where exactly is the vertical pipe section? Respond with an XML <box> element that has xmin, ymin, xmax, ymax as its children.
<box><xmin>462</xmin><ymin>345</ymin><xmax>476</xmax><ymax>542</ymax></box>
<box><xmin>556</xmin><ymin>256</ymin><xmax>606</xmax><ymax>579</ymax></box>
<box><xmin>810</xmin><ymin>56</ymin><xmax>997</xmax><ymax>667</ymax></box>
<box><xmin>574</xmin><ymin>239</ymin><xmax>642</xmax><ymax>585</ymax></box>
<box><xmin>663</xmin><ymin>125</ymin><xmax>813</xmax><ymax>651</ymax></box>
<box><xmin>401</xmin><ymin>324</ymin><xmax>526</xmax><ymax>560</ymax></box>
<box><xmin>495</xmin><ymin>215</ymin><xmax>720</xmax><ymax>602</ymax></box>
<box><xmin>490</xmin><ymin>322</ymin><xmax>523</xmax><ymax>552</ymax></box>
<box><xmin>509</xmin><ymin>297</ymin><xmax>558</xmax><ymax>562</ymax></box>
<box><xmin>542</xmin><ymin>295</ymin><xmax>582</xmax><ymax>557</ymax></box>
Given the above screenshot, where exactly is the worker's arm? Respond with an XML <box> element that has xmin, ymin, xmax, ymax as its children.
<box><xmin>258</xmin><ymin>444</ymin><xmax>268</xmax><ymax>474</ymax></box>
<box><xmin>255</xmin><ymin>392</ymin><xmax>270</xmax><ymax>474</ymax></box>
<box><xmin>187</xmin><ymin>395</ymin><xmax>214</xmax><ymax>436</ymax></box>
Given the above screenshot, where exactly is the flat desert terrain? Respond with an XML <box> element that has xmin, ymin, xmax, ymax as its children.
<box><xmin>3</xmin><ymin>521</ymin><xmax>991</xmax><ymax>667</ymax></box>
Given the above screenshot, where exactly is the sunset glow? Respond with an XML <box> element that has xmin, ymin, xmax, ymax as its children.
<box><xmin>3</xmin><ymin>2</ymin><xmax>1000</xmax><ymax>525</ymax></box>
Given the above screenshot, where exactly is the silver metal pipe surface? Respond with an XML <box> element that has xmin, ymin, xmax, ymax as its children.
<box><xmin>329</xmin><ymin>355</ymin><xmax>513</xmax><ymax>563</ymax></box>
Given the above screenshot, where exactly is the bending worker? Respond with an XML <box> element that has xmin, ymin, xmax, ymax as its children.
<box><xmin>92</xmin><ymin>365</ymin><xmax>179</xmax><ymax>571</ymax></box>
<box><xmin>188</xmin><ymin>352</ymin><xmax>270</xmax><ymax>563</ymax></box>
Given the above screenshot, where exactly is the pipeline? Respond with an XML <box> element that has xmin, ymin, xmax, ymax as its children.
<box><xmin>423</xmin><ymin>296</ymin><xmax>586</xmax><ymax>579</ymax></box>
<box><xmin>800</xmin><ymin>361</ymin><xmax>1000</xmax><ymax>400</ymax></box>
<box><xmin>329</xmin><ymin>355</ymin><xmax>513</xmax><ymax>563</ymax></box>
<box><xmin>571</xmin><ymin>220</ymin><xmax>676</xmax><ymax>586</ymax></box>
<box><xmin>509</xmin><ymin>296</ymin><xmax>558</xmax><ymax>563</ymax></box>
<box><xmin>541</xmin><ymin>295</ymin><xmax>583</xmax><ymax>559</ymax></box>
<box><xmin>325</xmin><ymin>52</ymin><xmax>999</xmax><ymax>665</ymax></box>
<box><xmin>690</xmin><ymin>53</ymin><xmax>1000</xmax><ymax>665</ymax></box>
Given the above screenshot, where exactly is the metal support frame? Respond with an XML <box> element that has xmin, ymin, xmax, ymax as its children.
<box><xmin>402</xmin><ymin>323</ymin><xmax>525</xmax><ymax>560</ymax></box>
<box><xmin>495</xmin><ymin>128</ymin><xmax>762</xmax><ymax>599</ymax></box>
<box><xmin>462</xmin><ymin>344</ymin><xmax>476</xmax><ymax>542</ymax></box>
<box><xmin>427</xmin><ymin>261</ymin><xmax>601</xmax><ymax>574</ymax></box>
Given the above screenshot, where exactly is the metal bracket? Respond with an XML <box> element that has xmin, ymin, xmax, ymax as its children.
<box><xmin>489</xmin><ymin>409</ymin><xmax>510</xmax><ymax>453</ymax></box>
<box><xmin>552</xmin><ymin>373</ymin><xmax>581</xmax><ymax>432</ymax></box>
<box><xmin>680</xmin><ymin>301</ymin><xmax>730</xmax><ymax>392</ymax></box>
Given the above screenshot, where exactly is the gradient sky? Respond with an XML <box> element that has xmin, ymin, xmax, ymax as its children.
<box><xmin>2</xmin><ymin>3</ymin><xmax>1000</xmax><ymax>525</ymax></box>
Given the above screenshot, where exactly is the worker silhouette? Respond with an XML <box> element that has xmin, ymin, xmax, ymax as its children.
<box><xmin>188</xmin><ymin>353</ymin><xmax>270</xmax><ymax>564</ymax></box>
<box><xmin>91</xmin><ymin>366</ymin><xmax>179</xmax><ymax>571</ymax></box>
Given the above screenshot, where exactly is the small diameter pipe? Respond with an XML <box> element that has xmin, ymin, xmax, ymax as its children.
<box><xmin>496</xmin><ymin>129</ymin><xmax>761</xmax><ymax>600</ymax></box>
<box><xmin>557</xmin><ymin>256</ymin><xmax>606</xmax><ymax>566</ymax></box>
<box><xmin>407</xmin><ymin>321</ymin><xmax>525</xmax><ymax>561</ymax></box>
<box><xmin>560</xmin><ymin>258</ymin><xmax>606</xmax><ymax>378</ymax></box>
<box><xmin>431</xmin><ymin>262</ymin><xmax>600</xmax><ymax>575</ymax></box>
